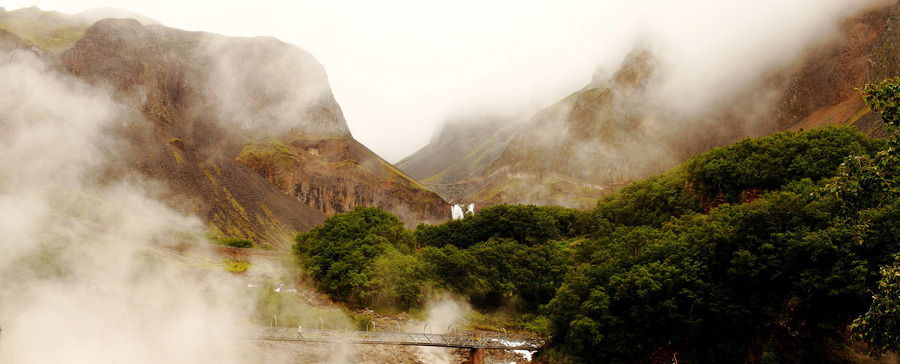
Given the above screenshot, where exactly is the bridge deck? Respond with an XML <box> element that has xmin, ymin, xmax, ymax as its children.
<box><xmin>241</xmin><ymin>327</ymin><xmax>544</xmax><ymax>350</ymax></box>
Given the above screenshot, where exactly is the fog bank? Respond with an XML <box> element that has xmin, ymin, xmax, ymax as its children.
<box><xmin>0</xmin><ymin>49</ymin><xmax>255</xmax><ymax>363</ymax></box>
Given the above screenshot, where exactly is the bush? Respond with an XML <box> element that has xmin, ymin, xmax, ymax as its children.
<box><xmin>293</xmin><ymin>207</ymin><xmax>414</xmax><ymax>305</ymax></box>
<box><xmin>219</xmin><ymin>237</ymin><xmax>254</xmax><ymax>249</ymax></box>
<box><xmin>683</xmin><ymin>126</ymin><xmax>882</xmax><ymax>205</ymax></box>
<box><xmin>223</xmin><ymin>257</ymin><xmax>250</xmax><ymax>273</ymax></box>
<box><xmin>414</xmin><ymin>204</ymin><xmax>588</xmax><ymax>248</ymax></box>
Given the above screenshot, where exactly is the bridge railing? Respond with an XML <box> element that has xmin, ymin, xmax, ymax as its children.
<box><xmin>240</xmin><ymin>326</ymin><xmax>544</xmax><ymax>350</ymax></box>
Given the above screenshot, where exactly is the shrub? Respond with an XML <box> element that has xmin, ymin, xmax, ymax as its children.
<box><xmin>219</xmin><ymin>237</ymin><xmax>254</xmax><ymax>249</ymax></box>
<box><xmin>224</xmin><ymin>257</ymin><xmax>250</xmax><ymax>273</ymax></box>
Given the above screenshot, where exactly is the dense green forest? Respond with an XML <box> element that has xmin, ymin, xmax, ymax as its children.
<box><xmin>292</xmin><ymin>81</ymin><xmax>900</xmax><ymax>362</ymax></box>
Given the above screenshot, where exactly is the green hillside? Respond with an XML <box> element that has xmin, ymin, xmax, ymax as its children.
<box><xmin>292</xmin><ymin>79</ymin><xmax>900</xmax><ymax>361</ymax></box>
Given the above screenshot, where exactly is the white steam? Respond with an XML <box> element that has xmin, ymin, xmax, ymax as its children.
<box><xmin>405</xmin><ymin>296</ymin><xmax>472</xmax><ymax>364</ymax></box>
<box><xmin>470</xmin><ymin>0</ymin><xmax>896</xmax><ymax>205</ymax></box>
<box><xmin>203</xmin><ymin>35</ymin><xmax>348</xmax><ymax>137</ymax></box>
<box><xmin>639</xmin><ymin>0</ymin><xmax>885</xmax><ymax>117</ymax></box>
<box><xmin>0</xmin><ymin>50</ymin><xmax>255</xmax><ymax>363</ymax></box>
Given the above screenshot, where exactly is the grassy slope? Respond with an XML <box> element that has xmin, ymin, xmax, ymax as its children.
<box><xmin>0</xmin><ymin>7</ymin><xmax>89</xmax><ymax>52</ymax></box>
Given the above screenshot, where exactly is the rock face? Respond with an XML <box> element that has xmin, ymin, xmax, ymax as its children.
<box><xmin>2</xmin><ymin>9</ymin><xmax>448</xmax><ymax>246</ymax></box>
<box><xmin>240</xmin><ymin>135</ymin><xmax>449</xmax><ymax>226</ymax></box>
<box><xmin>400</xmin><ymin>2</ymin><xmax>900</xmax><ymax>210</ymax></box>
<box><xmin>776</xmin><ymin>4</ymin><xmax>894</xmax><ymax>136</ymax></box>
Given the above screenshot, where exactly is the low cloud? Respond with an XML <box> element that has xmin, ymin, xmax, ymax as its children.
<box><xmin>202</xmin><ymin>34</ymin><xmax>349</xmax><ymax>137</ymax></box>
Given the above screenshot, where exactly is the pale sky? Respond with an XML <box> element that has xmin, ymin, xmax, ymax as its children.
<box><xmin>1</xmin><ymin>0</ymin><xmax>879</xmax><ymax>162</ymax></box>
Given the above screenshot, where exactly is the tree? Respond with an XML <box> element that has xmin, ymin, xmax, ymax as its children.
<box><xmin>844</xmin><ymin>78</ymin><xmax>900</xmax><ymax>354</ymax></box>
<box><xmin>414</xmin><ymin>204</ymin><xmax>588</xmax><ymax>248</ymax></box>
<box><xmin>862</xmin><ymin>77</ymin><xmax>900</xmax><ymax>130</ymax></box>
<box><xmin>851</xmin><ymin>254</ymin><xmax>900</xmax><ymax>355</ymax></box>
<box><xmin>371</xmin><ymin>248</ymin><xmax>434</xmax><ymax>309</ymax></box>
<box><xmin>685</xmin><ymin>127</ymin><xmax>881</xmax><ymax>206</ymax></box>
<box><xmin>293</xmin><ymin>206</ymin><xmax>413</xmax><ymax>304</ymax></box>
<box><xmin>545</xmin><ymin>122</ymin><xmax>899</xmax><ymax>362</ymax></box>
<box><xmin>824</xmin><ymin>79</ymin><xmax>900</xmax><ymax>208</ymax></box>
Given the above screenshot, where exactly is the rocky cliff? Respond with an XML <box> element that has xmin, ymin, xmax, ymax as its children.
<box><xmin>0</xmin><ymin>8</ymin><xmax>448</xmax><ymax>246</ymax></box>
<box><xmin>239</xmin><ymin>135</ymin><xmax>449</xmax><ymax>226</ymax></box>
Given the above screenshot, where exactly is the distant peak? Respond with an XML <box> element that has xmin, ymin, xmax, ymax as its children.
<box><xmin>588</xmin><ymin>44</ymin><xmax>657</xmax><ymax>90</ymax></box>
<box><xmin>612</xmin><ymin>49</ymin><xmax>655</xmax><ymax>88</ymax></box>
<box><xmin>75</xmin><ymin>7</ymin><xmax>162</xmax><ymax>26</ymax></box>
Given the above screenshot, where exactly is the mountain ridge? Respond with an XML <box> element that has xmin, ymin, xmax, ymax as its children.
<box><xmin>398</xmin><ymin>1</ymin><xmax>899</xmax><ymax>210</ymax></box>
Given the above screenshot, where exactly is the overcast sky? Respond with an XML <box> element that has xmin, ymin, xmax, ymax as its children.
<box><xmin>1</xmin><ymin>0</ymin><xmax>882</xmax><ymax>162</ymax></box>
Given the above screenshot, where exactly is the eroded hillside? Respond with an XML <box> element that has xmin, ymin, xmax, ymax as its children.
<box><xmin>0</xmin><ymin>7</ymin><xmax>448</xmax><ymax>247</ymax></box>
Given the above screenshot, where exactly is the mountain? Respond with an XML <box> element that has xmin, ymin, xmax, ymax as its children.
<box><xmin>395</xmin><ymin>114</ymin><xmax>521</xmax><ymax>202</ymax></box>
<box><xmin>0</xmin><ymin>7</ymin><xmax>448</xmax><ymax>247</ymax></box>
<box><xmin>399</xmin><ymin>2</ymin><xmax>899</xmax><ymax>210</ymax></box>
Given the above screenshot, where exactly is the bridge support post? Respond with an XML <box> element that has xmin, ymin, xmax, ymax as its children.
<box><xmin>468</xmin><ymin>348</ymin><xmax>484</xmax><ymax>364</ymax></box>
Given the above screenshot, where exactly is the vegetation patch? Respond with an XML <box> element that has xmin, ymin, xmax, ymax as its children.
<box><xmin>216</xmin><ymin>237</ymin><xmax>254</xmax><ymax>249</ymax></box>
<box><xmin>239</xmin><ymin>139</ymin><xmax>298</xmax><ymax>190</ymax></box>
<box><xmin>223</xmin><ymin>257</ymin><xmax>250</xmax><ymax>273</ymax></box>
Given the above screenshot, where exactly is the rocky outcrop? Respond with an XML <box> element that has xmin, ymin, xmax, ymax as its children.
<box><xmin>438</xmin><ymin>50</ymin><xmax>661</xmax><ymax>208</ymax></box>
<box><xmin>0</xmin><ymin>27</ymin><xmax>25</xmax><ymax>52</ymax></box>
<box><xmin>240</xmin><ymin>135</ymin><xmax>449</xmax><ymax>227</ymax></box>
<box><xmin>64</xmin><ymin>19</ymin><xmax>186</xmax><ymax>126</ymax></box>
<box><xmin>199</xmin><ymin>35</ymin><xmax>351</xmax><ymax>137</ymax></box>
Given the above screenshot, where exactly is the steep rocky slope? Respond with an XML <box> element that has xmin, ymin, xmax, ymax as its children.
<box><xmin>240</xmin><ymin>135</ymin><xmax>448</xmax><ymax>225</ymax></box>
<box><xmin>776</xmin><ymin>4</ymin><xmax>894</xmax><ymax>135</ymax></box>
<box><xmin>395</xmin><ymin>115</ymin><xmax>520</xmax><ymax>202</ymax></box>
<box><xmin>401</xmin><ymin>2</ymin><xmax>899</xmax><ymax>210</ymax></box>
<box><xmin>61</xmin><ymin>17</ymin><xmax>330</xmax><ymax>247</ymax></box>
<box><xmin>0</xmin><ymin>8</ymin><xmax>447</xmax><ymax>246</ymax></box>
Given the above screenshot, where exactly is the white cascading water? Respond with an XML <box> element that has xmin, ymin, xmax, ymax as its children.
<box><xmin>451</xmin><ymin>204</ymin><xmax>464</xmax><ymax>220</ymax></box>
<box><xmin>451</xmin><ymin>203</ymin><xmax>475</xmax><ymax>220</ymax></box>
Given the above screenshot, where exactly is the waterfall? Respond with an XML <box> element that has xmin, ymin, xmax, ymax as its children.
<box><xmin>451</xmin><ymin>204</ymin><xmax>464</xmax><ymax>220</ymax></box>
<box><xmin>451</xmin><ymin>203</ymin><xmax>475</xmax><ymax>220</ymax></box>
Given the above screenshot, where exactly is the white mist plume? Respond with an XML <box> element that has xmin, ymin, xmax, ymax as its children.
<box><xmin>482</xmin><ymin>0</ymin><xmax>896</xmax><ymax>205</ymax></box>
<box><xmin>405</xmin><ymin>296</ymin><xmax>472</xmax><ymax>364</ymax></box>
<box><xmin>3</xmin><ymin>0</ymin><xmax>889</xmax><ymax>162</ymax></box>
<box><xmin>0</xmin><ymin>49</ymin><xmax>257</xmax><ymax>363</ymax></box>
<box><xmin>203</xmin><ymin>34</ymin><xmax>348</xmax><ymax>137</ymax></box>
<box><xmin>637</xmin><ymin>0</ymin><xmax>885</xmax><ymax>117</ymax></box>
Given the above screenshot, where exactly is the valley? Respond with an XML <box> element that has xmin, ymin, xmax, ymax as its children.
<box><xmin>1</xmin><ymin>1</ymin><xmax>900</xmax><ymax>363</ymax></box>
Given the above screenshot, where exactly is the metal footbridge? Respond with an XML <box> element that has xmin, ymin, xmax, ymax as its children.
<box><xmin>240</xmin><ymin>326</ymin><xmax>544</xmax><ymax>351</ymax></box>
